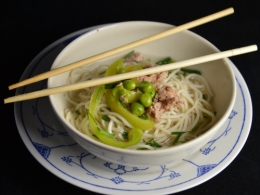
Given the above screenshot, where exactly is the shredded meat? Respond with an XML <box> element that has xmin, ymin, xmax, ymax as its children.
<box><xmin>125</xmin><ymin>52</ymin><xmax>144</xmax><ymax>62</ymax></box>
<box><xmin>147</xmin><ymin>86</ymin><xmax>182</xmax><ymax>122</ymax></box>
<box><xmin>120</xmin><ymin>94</ymin><xmax>128</xmax><ymax>103</ymax></box>
<box><xmin>136</xmin><ymin>71</ymin><xmax>168</xmax><ymax>89</ymax></box>
<box><xmin>147</xmin><ymin>102</ymin><xmax>164</xmax><ymax>122</ymax></box>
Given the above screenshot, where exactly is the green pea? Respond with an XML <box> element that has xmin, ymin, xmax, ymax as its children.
<box><xmin>140</xmin><ymin>93</ymin><xmax>152</xmax><ymax>107</ymax></box>
<box><xmin>112</xmin><ymin>86</ymin><xmax>123</xmax><ymax>97</ymax></box>
<box><xmin>112</xmin><ymin>86</ymin><xmax>130</xmax><ymax>99</ymax></box>
<box><xmin>149</xmin><ymin>88</ymin><xmax>156</xmax><ymax>98</ymax></box>
<box><xmin>139</xmin><ymin>81</ymin><xmax>154</xmax><ymax>93</ymax></box>
<box><xmin>118</xmin><ymin>67</ymin><xmax>127</xmax><ymax>74</ymax></box>
<box><xmin>123</xmin><ymin>80</ymin><xmax>136</xmax><ymax>90</ymax></box>
<box><xmin>131</xmin><ymin>102</ymin><xmax>145</xmax><ymax>116</ymax></box>
<box><xmin>121</xmin><ymin>90</ymin><xmax>131</xmax><ymax>100</ymax></box>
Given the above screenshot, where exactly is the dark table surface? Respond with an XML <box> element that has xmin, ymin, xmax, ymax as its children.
<box><xmin>1</xmin><ymin>1</ymin><xmax>260</xmax><ymax>194</ymax></box>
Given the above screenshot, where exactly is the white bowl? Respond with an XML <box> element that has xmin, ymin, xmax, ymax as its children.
<box><xmin>48</xmin><ymin>21</ymin><xmax>236</xmax><ymax>167</ymax></box>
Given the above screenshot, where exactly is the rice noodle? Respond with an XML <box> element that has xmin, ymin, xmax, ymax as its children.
<box><xmin>64</xmin><ymin>55</ymin><xmax>216</xmax><ymax>149</ymax></box>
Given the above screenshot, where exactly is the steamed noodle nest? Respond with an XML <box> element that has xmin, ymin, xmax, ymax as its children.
<box><xmin>64</xmin><ymin>53</ymin><xmax>216</xmax><ymax>150</ymax></box>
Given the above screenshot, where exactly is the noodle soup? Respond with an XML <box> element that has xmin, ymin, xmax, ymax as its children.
<box><xmin>64</xmin><ymin>52</ymin><xmax>216</xmax><ymax>150</ymax></box>
<box><xmin>48</xmin><ymin>21</ymin><xmax>236</xmax><ymax>166</ymax></box>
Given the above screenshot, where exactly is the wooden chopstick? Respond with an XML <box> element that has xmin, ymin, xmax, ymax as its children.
<box><xmin>8</xmin><ymin>7</ymin><xmax>234</xmax><ymax>90</ymax></box>
<box><xmin>4</xmin><ymin>45</ymin><xmax>257</xmax><ymax>104</ymax></box>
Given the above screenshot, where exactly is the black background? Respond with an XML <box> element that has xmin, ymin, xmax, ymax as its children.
<box><xmin>1</xmin><ymin>1</ymin><xmax>260</xmax><ymax>195</ymax></box>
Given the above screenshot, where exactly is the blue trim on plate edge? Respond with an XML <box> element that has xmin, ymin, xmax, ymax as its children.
<box><xmin>16</xmin><ymin>29</ymin><xmax>246</xmax><ymax>192</ymax></box>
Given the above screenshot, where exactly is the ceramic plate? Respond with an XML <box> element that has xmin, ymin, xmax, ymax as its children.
<box><xmin>14</xmin><ymin>25</ymin><xmax>252</xmax><ymax>195</ymax></box>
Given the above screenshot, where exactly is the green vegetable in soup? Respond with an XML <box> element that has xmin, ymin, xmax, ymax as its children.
<box><xmin>123</xmin><ymin>50</ymin><xmax>135</xmax><ymax>59</ymax></box>
<box><xmin>123</xmin><ymin>79</ymin><xmax>136</xmax><ymax>90</ymax></box>
<box><xmin>156</xmin><ymin>57</ymin><xmax>174</xmax><ymax>65</ymax></box>
<box><xmin>180</xmin><ymin>68</ymin><xmax>201</xmax><ymax>75</ymax></box>
<box><xmin>106</xmin><ymin>90</ymin><xmax>155</xmax><ymax>130</ymax></box>
<box><xmin>88</xmin><ymin>59</ymin><xmax>145</xmax><ymax>148</ymax></box>
<box><xmin>171</xmin><ymin>132</ymin><xmax>185</xmax><ymax>145</ymax></box>
<box><xmin>131</xmin><ymin>102</ymin><xmax>145</xmax><ymax>116</ymax></box>
<box><xmin>140</xmin><ymin>93</ymin><xmax>153</xmax><ymax>107</ymax></box>
<box><xmin>146</xmin><ymin>138</ymin><xmax>162</xmax><ymax>148</ymax></box>
<box><xmin>102</xmin><ymin>115</ymin><xmax>110</xmax><ymax>121</ymax></box>
<box><xmin>139</xmin><ymin>81</ymin><xmax>154</xmax><ymax>93</ymax></box>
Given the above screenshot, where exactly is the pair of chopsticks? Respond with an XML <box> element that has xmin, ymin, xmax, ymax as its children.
<box><xmin>4</xmin><ymin>7</ymin><xmax>257</xmax><ymax>104</ymax></box>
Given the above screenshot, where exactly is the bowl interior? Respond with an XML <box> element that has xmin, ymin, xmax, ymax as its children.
<box><xmin>48</xmin><ymin>21</ymin><xmax>236</xmax><ymax>151</ymax></box>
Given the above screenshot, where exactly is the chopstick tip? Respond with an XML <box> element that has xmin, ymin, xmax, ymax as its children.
<box><xmin>3</xmin><ymin>99</ymin><xmax>8</xmax><ymax>104</ymax></box>
<box><xmin>8</xmin><ymin>85</ymin><xmax>15</xmax><ymax>90</ymax></box>
<box><xmin>225</xmin><ymin>7</ymin><xmax>234</xmax><ymax>15</ymax></box>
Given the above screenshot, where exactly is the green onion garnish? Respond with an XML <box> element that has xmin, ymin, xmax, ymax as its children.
<box><xmin>122</xmin><ymin>132</ymin><xmax>128</xmax><ymax>140</ymax></box>
<box><xmin>123</xmin><ymin>50</ymin><xmax>135</xmax><ymax>59</ymax></box>
<box><xmin>102</xmin><ymin>115</ymin><xmax>110</xmax><ymax>121</ymax></box>
<box><xmin>119</xmin><ymin>99</ymin><xmax>127</xmax><ymax>108</ymax></box>
<box><xmin>171</xmin><ymin>132</ymin><xmax>185</xmax><ymax>145</ymax></box>
<box><xmin>75</xmin><ymin>110</ymin><xmax>81</xmax><ymax>115</ymax></box>
<box><xmin>137</xmin><ymin>148</ymin><xmax>149</xmax><ymax>150</ymax></box>
<box><xmin>156</xmin><ymin>57</ymin><xmax>174</xmax><ymax>65</ymax></box>
<box><xmin>139</xmin><ymin>115</ymin><xmax>149</xmax><ymax>120</ymax></box>
<box><xmin>181</xmin><ymin>68</ymin><xmax>201</xmax><ymax>75</ymax></box>
<box><xmin>105</xmin><ymin>82</ymin><xmax>119</xmax><ymax>89</ymax></box>
<box><xmin>146</xmin><ymin>138</ymin><xmax>161</xmax><ymax>148</ymax></box>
